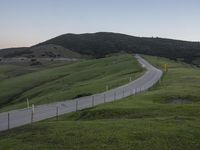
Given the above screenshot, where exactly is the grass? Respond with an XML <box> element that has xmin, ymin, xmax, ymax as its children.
<box><xmin>0</xmin><ymin>54</ymin><xmax>143</xmax><ymax>112</ymax></box>
<box><xmin>0</xmin><ymin>61</ymin><xmax>76</xmax><ymax>81</ymax></box>
<box><xmin>0</xmin><ymin>55</ymin><xmax>200</xmax><ymax>150</ymax></box>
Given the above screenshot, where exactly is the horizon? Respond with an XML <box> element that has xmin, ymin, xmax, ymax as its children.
<box><xmin>0</xmin><ymin>0</ymin><xmax>200</xmax><ymax>49</ymax></box>
<box><xmin>1</xmin><ymin>31</ymin><xmax>200</xmax><ymax>50</ymax></box>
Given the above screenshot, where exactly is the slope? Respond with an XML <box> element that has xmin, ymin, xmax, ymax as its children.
<box><xmin>0</xmin><ymin>54</ymin><xmax>143</xmax><ymax>112</ymax></box>
<box><xmin>0</xmin><ymin>55</ymin><xmax>199</xmax><ymax>150</ymax></box>
<box><xmin>37</xmin><ymin>32</ymin><xmax>200</xmax><ymax>65</ymax></box>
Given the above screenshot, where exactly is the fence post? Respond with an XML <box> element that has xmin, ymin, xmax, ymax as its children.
<box><xmin>31</xmin><ymin>104</ymin><xmax>34</xmax><ymax>123</ymax></box>
<box><xmin>56</xmin><ymin>106</ymin><xmax>59</xmax><ymax>121</ymax></box>
<box><xmin>104</xmin><ymin>93</ymin><xmax>106</xmax><ymax>103</ymax></box>
<box><xmin>92</xmin><ymin>96</ymin><xmax>94</xmax><ymax>107</ymax></box>
<box><xmin>76</xmin><ymin>100</ymin><xmax>78</xmax><ymax>111</ymax></box>
<box><xmin>114</xmin><ymin>92</ymin><xmax>116</xmax><ymax>101</ymax></box>
<box><xmin>31</xmin><ymin>110</ymin><xmax>33</xmax><ymax>123</ymax></box>
<box><xmin>8</xmin><ymin>113</ymin><xmax>10</xmax><ymax>130</ymax></box>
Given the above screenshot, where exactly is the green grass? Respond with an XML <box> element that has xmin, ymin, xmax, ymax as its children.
<box><xmin>0</xmin><ymin>64</ymin><xmax>39</xmax><ymax>81</ymax></box>
<box><xmin>0</xmin><ymin>61</ymin><xmax>76</xmax><ymax>81</ymax></box>
<box><xmin>0</xmin><ymin>54</ymin><xmax>143</xmax><ymax>112</ymax></box>
<box><xmin>0</xmin><ymin>55</ymin><xmax>200</xmax><ymax>150</ymax></box>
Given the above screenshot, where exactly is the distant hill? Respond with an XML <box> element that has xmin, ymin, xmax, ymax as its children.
<box><xmin>37</xmin><ymin>32</ymin><xmax>200</xmax><ymax>66</ymax></box>
<box><xmin>0</xmin><ymin>47</ymin><xmax>30</xmax><ymax>57</ymax></box>
<box><xmin>0</xmin><ymin>44</ymin><xmax>82</xmax><ymax>58</ymax></box>
<box><xmin>1</xmin><ymin>32</ymin><xmax>200</xmax><ymax>65</ymax></box>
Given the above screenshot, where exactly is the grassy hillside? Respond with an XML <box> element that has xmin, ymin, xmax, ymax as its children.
<box><xmin>1</xmin><ymin>32</ymin><xmax>200</xmax><ymax>66</ymax></box>
<box><xmin>29</xmin><ymin>44</ymin><xmax>82</xmax><ymax>58</ymax></box>
<box><xmin>0</xmin><ymin>54</ymin><xmax>143</xmax><ymax>112</ymax></box>
<box><xmin>0</xmin><ymin>44</ymin><xmax>82</xmax><ymax>58</ymax></box>
<box><xmin>37</xmin><ymin>32</ymin><xmax>200</xmax><ymax>66</ymax></box>
<box><xmin>1</xmin><ymin>55</ymin><xmax>200</xmax><ymax>150</ymax></box>
<box><xmin>0</xmin><ymin>59</ymin><xmax>80</xmax><ymax>81</ymax></box>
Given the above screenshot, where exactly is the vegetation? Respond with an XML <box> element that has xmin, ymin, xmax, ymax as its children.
<box><xmin>0</xmin><ymin>44</ymin><xmax>82</xmax><ymax>58</ymax></box>
<box><xmin>0</xmin><ymin>55</ymin><xmax>200</xmax><ymax>149</ymax></box>
<box><xmin>0</xmin><ymin>54</ymin><xmax>143</xmax><ymax>112</ymax></box>
<box><xmin>0</xmin><ymin>47</ymin><xmax>30</xmax><ymax>57</ymax></box>
<box><xmin>1</xmin><ymin>32</ymin><xmax>200</xmax><ymax>66</ymax></box>
<box><xmin>0</xmin><ymin>60</ymin><xmax>77</xmax><ymax>81</ymax></box>
<box><xmin>37</xmin><ymin>32</ymin><xmax>200</xmax><ymax>66</ymax></box>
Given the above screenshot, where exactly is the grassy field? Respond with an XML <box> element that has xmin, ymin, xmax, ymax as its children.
<box><xmin>0</xmin><ymin>55</ymin><xmax>200</xmax><ymax>150</ymax></box>
<box><xmin>0</xmin><ymin>60</ymin><xmax>77</xmax><ymax>81</ymax></box>
<box><xmin>0</xmin><ymin>54</ymin><xmax>143</xmax><ymax>112</ymax></box>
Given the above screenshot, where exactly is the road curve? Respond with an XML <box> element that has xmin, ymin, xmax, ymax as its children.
<box><xmin>0</xmin><ymin>55</ymin><xmax>163</xmax><ymax>132</ymax></box>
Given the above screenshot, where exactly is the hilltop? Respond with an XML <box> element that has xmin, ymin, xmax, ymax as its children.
<box><xmin>37</xmin><ymin>32</ymin><xmax>200</xmax><ymax>65</ymax></box>
<box><xmin>1</xmin><ymin>32</ymin><xmax>200</xmax><ymax>66</ymax></box>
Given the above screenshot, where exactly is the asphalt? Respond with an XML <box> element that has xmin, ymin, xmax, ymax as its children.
<box><xmin>0</xmin><ymin>54</ymin><xmax>163</xmax><ymax>132</ymax></box>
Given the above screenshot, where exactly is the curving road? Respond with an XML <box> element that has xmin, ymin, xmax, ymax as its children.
<box><xmin>0</xmin><ymin>54</ymin><xmax>163</xmax><ymax>132</ymax></box>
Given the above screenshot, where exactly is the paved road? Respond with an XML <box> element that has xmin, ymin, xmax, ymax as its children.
<box><xmin>0</xmin><ymin>55</ymin><xmax>163</xmax><ymax>132</ymax></box>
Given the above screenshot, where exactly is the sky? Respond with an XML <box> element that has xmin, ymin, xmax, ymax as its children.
<box><xmin>0</xmin><ymin>0</ymin><xmax>200</xmax><ymax>49</ymax></box>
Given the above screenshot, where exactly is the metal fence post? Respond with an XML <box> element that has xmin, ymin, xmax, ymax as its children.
<box><xmin>56</xmin><ymin>106</ymin><xmax>59</xmax><ymax>120</ymax></box>
<box><xmin>31</xmin><ymin>104</ymin><xmax>34</xmax><ymax>123</ymax></box>
<box><xmin>114</xmin><ymin>92</ymin><xmax>116</xmax><ymax>101</ymax></box>
<box><xmin>76</xmin><ymin>100</ymin><xmax>78</xmax><ymax>111</ymax></box>
<box><xmin>31</xmin><ymin>110</ymin><xmax>33</xmax><ymax>123</ymax></box>
<box><xmin>92</xmin><ymin>96</ymin><xmax>94</xmax><ymax>107</ymax></box>
<box><xmin>8</xmin><ymin>113</ymin><xmax>10</xmax><ymax>130</ymax></box>
<box><xmin>104</xmin><ymin>93</ymin><xmax>106</xmax><ymax>103</ymax></box>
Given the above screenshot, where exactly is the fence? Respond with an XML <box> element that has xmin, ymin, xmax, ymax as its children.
<box><xmin>0</xmin><ymin>74</ymin><xmax>161</xmax><ymax>132</ymax></box>
<box><xmin>0</xmin><ymin>55</ymin><xmax>163</xmax><ymax>132</ymax></box>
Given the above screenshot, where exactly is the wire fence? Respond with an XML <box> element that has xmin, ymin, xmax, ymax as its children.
<box><xmin>0</xmin><ymin>55</ymin><xmax>163</xmax><ymax>132</ymax></box>
<box><xmin>0</xmin><ymin>73</ymin><xmax>161</xmax><ymax>132</ymax></box>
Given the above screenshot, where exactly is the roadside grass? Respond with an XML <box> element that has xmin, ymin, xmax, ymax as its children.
<box><xmin>0</xmin><ymin>55</ymin><xmax>200</xmax><ymax>150</ymax></box>
<box><xmin>1</xmin><ymin>119</ymin><xmax>200</xmax><ymax>150</ymax></box>
<box><xmin>0</xmin><ymin>54</ymin><xmax>143</xmax><ymax>112</ymax></box>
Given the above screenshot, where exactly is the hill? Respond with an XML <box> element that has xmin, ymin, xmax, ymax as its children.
<box><xmin>37</xmin><ymin>32</ymin><xmax>200</xmax><ymax>66</ymax></box>
<box><xmin>0</xmin><ymin>54</ymin><xmax>143</xmax><ymax>112</ymax></box>
<box><xmin>0</xmin><ymin>44</ymin><xmax>82</xmax><ymax>59</ymax></box>
<box><xmin>1</xmin><ymin>32</ymin><xmax>200</xmax><ymax>66</ymax></box>
<box><xmin>1</xmin><ymin>55</ymin><xmax>200</xmax><ymax>149</ymax></box>
<box><xmin>0</xmin><ymin>47</ymin><xmax>30</xmax><ymax>57</ymax></box>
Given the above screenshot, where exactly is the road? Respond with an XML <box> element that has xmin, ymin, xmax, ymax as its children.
<box><xmin>0</xmin><ymin>55</ymin><xmax>163</xmax><ymax>132</ymax></box>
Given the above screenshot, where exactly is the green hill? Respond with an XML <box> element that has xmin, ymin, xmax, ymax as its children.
<box><xmin>0</xmin><ymin>55</ymin><xmax>200</xmax><ymax>150</ymax></box>
<box><xmin>0</xmin><ymin>44</ymin><xmax>82</xmax><ymax>58</ymax></box>
<box><xmin>1</xmin><ymin>32</ymin><xmax>200</xmax><ymax>66</ymax></box>
<box><xmin>0</xmin><ymin>54</ymin><xmax>143</xmax><ymax>112</ymax></box>
<box><xmin>37</xmin><ymin>32</ymin><xmax>200</xmax><ymax>66</ymax></box>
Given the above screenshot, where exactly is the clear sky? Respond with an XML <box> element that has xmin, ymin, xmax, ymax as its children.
<box><xmin>0</xmin><ymin>0</ymin><xmax>200</xmax><ymax>48</ymax></box>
